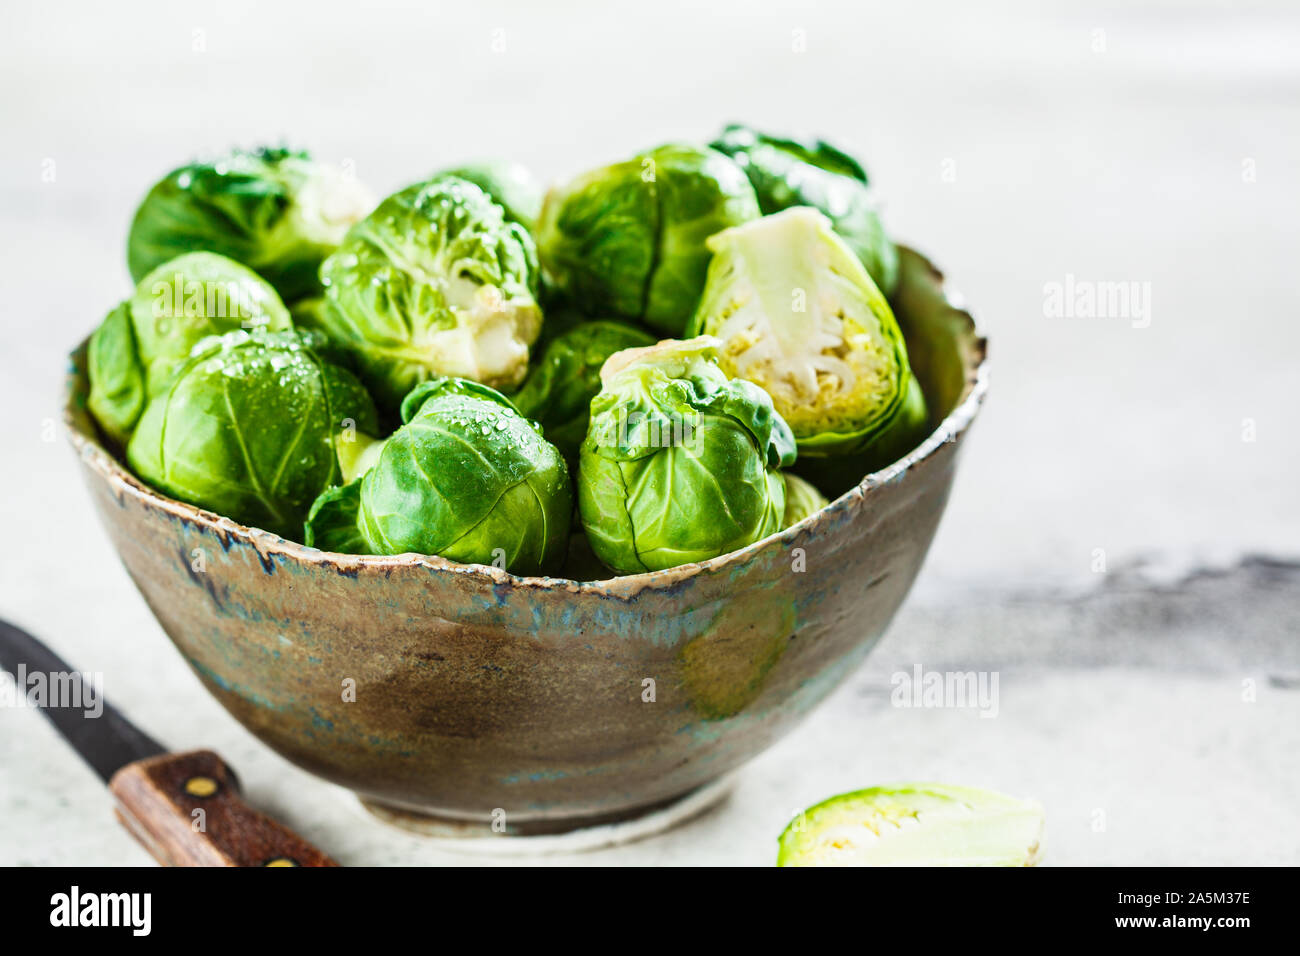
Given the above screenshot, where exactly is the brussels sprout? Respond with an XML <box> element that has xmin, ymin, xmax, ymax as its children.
<box><xmin>303</xmin><ymin>481</ymin><xmax>370</xmax><ymax>554</ymax></box>
<box><xmin>781</xmin><ymin>473</ymin><xmax>829</xmax><ymax>527</ymax></box>
<box><xmin>510</xmin><ymin>320</ymin><xmax>656</xmax><ymax>463</ymax></box>
<box><xmin>435</xmin><ymin>162</ymin><xmax>542</xmax><ymax>233</ymax></box>
<box><xmin>791</xmin><ymin>374</ymin><xmax>930</xmax><ymax>498</ymax></box>
<box><xmin>577</xmin><ymin>337</ymin><xmax>795</xmax><ymax>574</ymax></box>
<box><xmin>126</xmin><ymin>329</ymin><xmax>379</xmax><ymax>540</ymax></box>
<box><xmin>87</xmin><ymin>252</ymin><xmax>292</xmax><ymax>444</ymax></box>
<box><xmin>316</xmin><ymin>177</ymin><xmax>543</xmax><ymax>409</ymax></box>
<box><xmin>711</xmin><ymin>124</ymin><xmax>899</xmax><ymax>296</ymax></box>
<box><xmin>688</xmin><ymin>207</ymin><xmax>926</xmax><ymax>459</ymax></box>
<box><xmin>537</xmin><ymin>144</ymin><xmax>760</xmax><ymax>336</ymax></box>
<box><xmin>86</xmin><ymin>302</ymin><xmax>146</xmax><ymax>448</ymax></box>
<box><xmin>305</xmin><ymin>377</ymin><xmax>571</xmax><ymax>574</ymax></box>
<box><xmin>777</xmin><ymin>783</ymin><xmax>1045</xmax><ymax>867</ymax></box>
<box><xmin>128</xmin><ymin>147</ymin><xmax>374</xmax><ymax>303</ymax></box>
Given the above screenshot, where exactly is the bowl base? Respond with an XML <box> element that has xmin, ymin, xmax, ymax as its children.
<box><xmin>357</xmin><ymin>773</ymin><xmax>737</xmax><ymax>855</ymax></box>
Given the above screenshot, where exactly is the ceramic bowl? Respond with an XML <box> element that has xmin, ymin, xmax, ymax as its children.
<box><xmin>65</xmin><ymin>246</ymin><xmax>987</xmax><ymax>835</ymax></box>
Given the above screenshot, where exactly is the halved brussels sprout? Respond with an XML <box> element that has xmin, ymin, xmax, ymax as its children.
<box><xmin>537</xmin><ymin>144</ymin><xmax>760</xmax><ymax>335</ymax></box>
<box><xmin>305</xmin><ymin>377</ymin><xmax>572</xmax><ymax>575</ymax></box>
<box><xmin>126</xmin><ymin>328</ymin><xmax>378</xmax><ymax>540</ymax></box>
<box><xmin>577</xmin><ymin>337</ymin><xmax>795</xmax><ymax>574</ymax></box>
<box><xmin>711</xmin><ymin>124</ymin><xmax>899</xmax><ymax>296</ymax></box>
<box><xmin>510</xmin><ymin>320</ymin><xmax>657</xmax><ymax>463</ymax></box>
<box><xmin>778</xmin><ymin>783</ymin><xmax>1045</xmax><ymax>867</ymax></box>
<box><xmin>782</xmin><ymin>473</ymin><xmax>830</xmax><ymax>528</ymax></box>
<box><xmin>87</xmin><ymin>252</ymin><xmax>292</xmax><ymax>444</ymax></box>
<box><xmin>316</xmin><ymin>177</ymin><xmax>542</xmax><ymax>409</ymax></box>
<box><xmin>688</xmin><ymin>207</ymin><xmax>926</xmax><ymax>458</ymax></box>
<box><xmin>791</xmin><ymin>373</ymin><xmax>930</xmax><ymax>499</ymax></box>
<box><xmin>128</xmin><ymin>147</ymin><xmax>374</xmax><ymax>303</ymax></box>
<box><xmin>435</xmin><ymin>162</ymin><xmax>542</xmax><ymax>233</ymax></box>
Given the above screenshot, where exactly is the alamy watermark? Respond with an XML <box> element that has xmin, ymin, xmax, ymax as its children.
<box><xmin>891</xmin><ymin>664</ymin><xmax>999</xmax><ymax>718</ymax></box>
<box><xmin>148</xmin><ymin>272</ymin><xmax>271</xmax><ymax>328</ymax></box>
<box><xmin>1043</xmin><ymin>274</ymin><xmax>1151</xmax><ymax>329</ymax></box>
<box><xmin>0</xmin><ymin>664</ymin><xmax>103</xmax><ymax>718</ymax></box>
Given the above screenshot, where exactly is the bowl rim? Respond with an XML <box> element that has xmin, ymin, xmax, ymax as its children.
<box><xmin>65</xmin><ymin>246</ymin><xmax>988</xmax><ymax>595</ymax></box>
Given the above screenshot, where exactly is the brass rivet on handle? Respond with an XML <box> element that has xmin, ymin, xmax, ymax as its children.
<box><xmin>264</xmin><ymin>857</ymin><xmax>299</xmax><ymax>867</ymax></box>
<box><xmin>183</xmin><ymin>775</ymin><xmax>219</xmax><ymax>798</ymax></box>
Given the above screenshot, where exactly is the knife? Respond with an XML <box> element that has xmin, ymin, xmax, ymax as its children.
<box><xmin>0</xmin><ymin>617</ymin><xmax>338</xmax><ymax>867</ymax></box>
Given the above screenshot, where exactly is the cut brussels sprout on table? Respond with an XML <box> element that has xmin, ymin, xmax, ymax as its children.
<box><xmin>87</xmin><ymin>251</ymin><xmax>292</xmax><ymax>445</ymax></box>
<box><xmin>305</xmin><ymin>377</ymin><xmax>572</xmax><ymax>575</ymax></box>
<box><xmin>689</xmin><ymin>207</ymin><xmax>926</xmax><ymax>458</ymax></box>
<box><xmin>711</xmin><ymin>123</ymin><xmax>899</xmax><ymax>297</ymax></box>
<box><xmin>537</xmin><ymin>143</ymin><xmax>760</xmax><ymax>335</ymax></box>
<box><xmin>577</xmin><ymin>337</ymin><xmax>795</xmax><ymax>574</ymax></box>
<box><xmin>778</xmin><ymin>784</ymin><xmax>1044</xmax><ymax>867</ymax></box>
<box><xmin>128</xmin><ymin>147</ymin><xmax>374</xmax><ymax>304</ymax></box>
<box><xmin>315</xmin><ymin>176</ymin><xmax>542</xmax><ymax>410</ymax></box>
<box><xmin>125</xmin><ymin>328</ymin><xmax>379</xmax><ymax>541</ymax></box>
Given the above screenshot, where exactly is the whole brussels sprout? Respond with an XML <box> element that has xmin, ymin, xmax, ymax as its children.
<box><xmin>782</xmin><ymin>473</ymin><xmax>830</xmax><ymax>528</ymax></box>
<box><xmin>316</xmin><ymin>177</ymin><xmax>543</xmax><ymax>409</ymax></box>
<box><xmin>305</xmin><ymin>377</ymin><xmax>572</xmax><ymax>575</ymax></box>
<box><xmin>126</xmin><ymin>328</ymin><xmax>379</xmax><ymax>540</ymax></box>
<box><xmin>128</xmin><ymin>147</ymin><xmax>374</xmax><ymax>303</ymax></box>
<box><xmin>537</xmin><ymin>144</ymin><xmax>760</xmax><ymax>336</ymax></box>
<box><xmin>687</xmin><ymin>207</ymin><xmax>926</xmax><ymax>459</ymax></box>
<box><xmin>578</xmin><ymin>337</ymin><xmax>795</xmax><ymax>574</ymax></box>
<box><xmin>510</xmin><ymin>320</ymin><xmax>656</xmax><ymax>463</ymax></box>
<box><xmin>711</xmin><ymin>124</ymin><xmax>899</xmax><ymax>297</ymax></box>
<box><xmin>87</xmin><ymin>252</ymin><xmax>292</xmax><ymax>445</ymax></box>
<box><xmin>435</xmin><ymin>162</ymin><xmax>542</xmax><ymax>233</ymax></box>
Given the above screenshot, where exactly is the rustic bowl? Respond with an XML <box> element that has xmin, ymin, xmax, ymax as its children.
<box><xmin>65</xmin><ymin>247</ymin><xmax>987</xmax><ymax>835</ymax></box>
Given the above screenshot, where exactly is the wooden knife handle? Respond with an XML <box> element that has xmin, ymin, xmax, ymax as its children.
<box><xmin>108</xmin><ymin>749</ymin><xmax>338</xmax><ymax>867</ymax></box>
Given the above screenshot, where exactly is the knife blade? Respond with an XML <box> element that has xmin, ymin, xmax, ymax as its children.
<box><xmin>0</xmin><ymin>617</ymin><xmax>338</xmax><ymax>867</ymax></box>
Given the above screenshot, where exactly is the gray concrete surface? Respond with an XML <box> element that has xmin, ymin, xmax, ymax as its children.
<box><xmin>1</xmin><ymin>0</ymin><xmax>1296</xmax><ymax>865</ymax></box>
